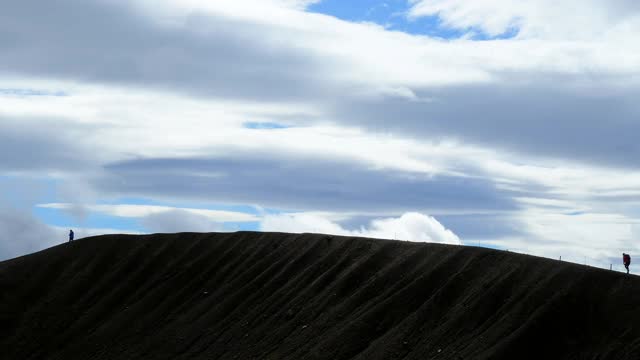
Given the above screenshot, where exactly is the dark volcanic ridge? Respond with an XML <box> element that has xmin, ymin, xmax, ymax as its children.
<box><xmin>1</xmin><ymin>232</ymin><xmax>639</xmax><ymax>359</ymax></box>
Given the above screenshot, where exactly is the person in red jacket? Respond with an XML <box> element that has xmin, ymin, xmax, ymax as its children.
<box><xmin>623</xmin><ymin>253</ymin><xmax>631</xmax><ymax>274</ymax></box>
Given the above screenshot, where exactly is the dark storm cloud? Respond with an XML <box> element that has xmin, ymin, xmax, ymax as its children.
<box><xmin>96</xmin><ymin>155</ymin><xmax>520</xmax><ymax>214</ymax></box>
<box><xmin>0</xmin><ymin>0</ymin><xmax>333</xmax><ymax>102</ymax></box>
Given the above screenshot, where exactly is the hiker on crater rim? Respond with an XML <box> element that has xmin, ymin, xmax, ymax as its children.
<box><xmin>69</xmin><ymin>229</ymin><xmax>74</xmax><ymax>243</ymax></box>
<box><xmin>623</xmin><ymin>253</ymin><xmax>631</xmax><ymax>274</ymax></box>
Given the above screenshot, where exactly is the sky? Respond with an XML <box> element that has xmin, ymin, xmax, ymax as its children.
<box><xmin>1</xmin><ymin>0</ymin><xmax>640</xmax><ymax>272</ymax></box>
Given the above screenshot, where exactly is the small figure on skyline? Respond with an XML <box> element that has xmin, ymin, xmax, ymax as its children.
<box><xmin>623</xmin><ymin>253</ymin><xmax>631</xmax><ymax>274</ymax></box>
<box><xmin>69</xmin><ymin>229</ymin><xmax>74</xmax><ymax>243</ymax></box>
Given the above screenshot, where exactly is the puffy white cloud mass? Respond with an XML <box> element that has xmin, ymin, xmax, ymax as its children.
<box><xmin>261</xmin><ymin>212</ymin><xmax>462</xmax><ymax>245</ymax></box>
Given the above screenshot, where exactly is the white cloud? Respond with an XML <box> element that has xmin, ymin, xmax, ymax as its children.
<box><xmin>140</xmin><ymin>210</ymin><xmax>226</xmax><ymax>233</ymax></box>
<box><xmin>260</xmin><ymin>212</ymin><xmax>462</xmax><ymax>245</ymax></box>
<box><xmin>408</xmin><ymin>0</ymin><xmax>640</xmax><ymax>40</ymax></box>
<box><xmin>37</xmin><ymin>203</ymin><xmax>259</xmax><ymax>223</ymax></box>
<box><xmin>274</xmin><ymin>0</ymin><xmax>320</xmax><ymax>9</ymax></box>
<box><xmin>480</xmin><ymin>209</ymin><xmax>640</xmax><ymax>273</ymax></box>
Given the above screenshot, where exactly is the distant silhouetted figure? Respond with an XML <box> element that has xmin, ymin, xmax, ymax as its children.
<box><xmin>69</xmin><ymin>229</ymin><xmax>74</xmax><ymax>243</ymax></box>
<box><xmin>623</xmin><ymin>253</ymin><xmax>631</xmax><ymax>274</ymax></box>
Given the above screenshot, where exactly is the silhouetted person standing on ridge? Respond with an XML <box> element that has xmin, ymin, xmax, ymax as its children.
<box><xmin>623</xmin><ymin>253</ymin><xmax>631</xmax><ymax>274</ymax></box>
<box><xmin>69</xmin><ymin>229</ymin><xmax>74</xmax><ymax>243</ymax></box>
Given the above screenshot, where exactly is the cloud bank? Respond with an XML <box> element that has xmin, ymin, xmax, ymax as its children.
<box><xmin>262</xmin><ymin>212</ymin><xmax>462</xmax><ymax>245</ymax></box>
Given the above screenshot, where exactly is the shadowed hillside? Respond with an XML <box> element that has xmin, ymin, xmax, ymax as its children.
<box><xmin>1</xmin><ymin>232</ymin><xmax>639</xmax><ymax>359</ymax></box>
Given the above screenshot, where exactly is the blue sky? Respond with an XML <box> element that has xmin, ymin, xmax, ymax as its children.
<box><xmin>310</xmin><ymin>0</ymin><xmax>442</xmax><ymax>34</ymax></box>
<box><xmin>1</xmin><ymin>0</ymin><xmax>640</xmax><ymax>273</ymax></box>
<box><xmin>308</xmin><ymin>0</ymin><xmax>517</xmax><ymax>39</ymax></box>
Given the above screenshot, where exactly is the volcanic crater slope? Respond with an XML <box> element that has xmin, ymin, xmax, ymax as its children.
<box><xmin>1</xmin><ymin>232</ymin><xmax>639</xmax><ymax>359</ymax></box>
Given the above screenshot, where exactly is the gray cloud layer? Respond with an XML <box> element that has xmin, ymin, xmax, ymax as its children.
<box><xmin>0</xmin><ymin>116</ymin><xmax>94</xmax><ymax>172</ymax></box>
<box><xmin>0</xmin><ymin>209</ymin><xmax>60</xmax><ymax>261</ymax></box>
<box><xmin>330</xmin><ymin>83</ymin><xmax>640</xmax><ymax>168</ymax></box>
<box><xmin>0</xmin><ymin>0</ymin><xmax>332</xmax><ymax>102</ymax></box>
<box><xmin>1</xmin><ymin>0</ymin><xmax>639</xmax><ymax>168</ymax></box>
<box><xmin>3</xmin><ymin>0</ymin><xmax>639</xmax><ymax>169</ymax></box>
<box><xmin>97</xmin><ymin>155</ymin><xmax>520</xmax><ymax>214</ymax></box>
